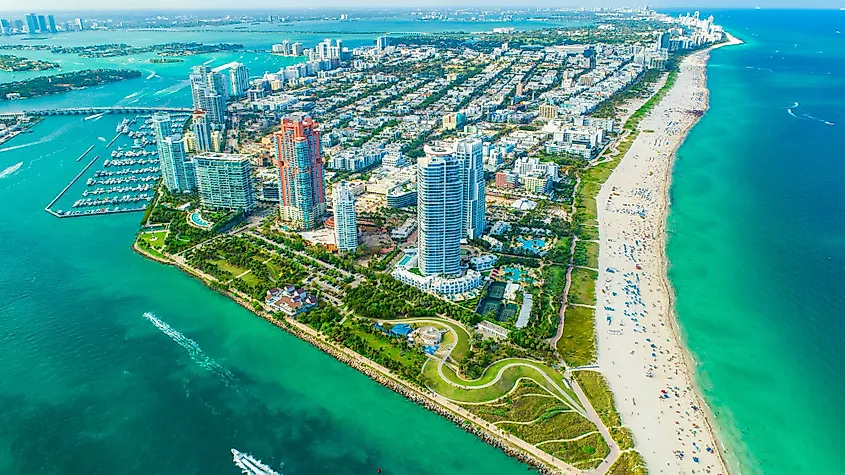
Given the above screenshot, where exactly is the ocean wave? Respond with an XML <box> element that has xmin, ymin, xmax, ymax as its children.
<box><xmin>143</xmin><ymin>312</ymin><xmax>239</xmax><ymax>388</ymax></box>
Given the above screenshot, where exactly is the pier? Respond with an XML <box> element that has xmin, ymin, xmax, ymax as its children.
<box><xmin>76</xmin><ymin>145</ymin><xmax>96</xmax><ymax>162</ymax></box>
<box><xmin>105</xmin><ymin>133</ymin><xmax>121</xmax><ymax>149</ymax></box>
<box><xmin>45</xmin><ymin>155</ymin><xmax>101</xmax><ymax>217</ymax></box>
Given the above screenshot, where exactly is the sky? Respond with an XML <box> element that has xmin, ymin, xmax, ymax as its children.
<box><xmin>0</xmin><ymin>1</ymin><xmax>841</xmax><ymax>12</ymax></box>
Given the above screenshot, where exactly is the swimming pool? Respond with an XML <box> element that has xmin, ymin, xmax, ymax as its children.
<box><xmin>189</xmin><ymin>210</ymin><xmax>212</xmax><ymax>229</ymax></box>
<box><xmin>398</xmin><ymin>254</ymin><xmax>413</xmax><ymax>267</ymax></box>
<box><xmin>502</xmin><ymin>266</ymin><xmax>534</xmax><ymax>284</ymax></box>
<box><xmin>516</xmin><ymin>237</ymin><xmax>547</xmax><ymax>255</ymax></box>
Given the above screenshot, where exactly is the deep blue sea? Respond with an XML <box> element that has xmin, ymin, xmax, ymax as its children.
<box><xmin>667</xmin><ymin>9</ymin><xmax>845</xmax><ymax>475</ymax></box>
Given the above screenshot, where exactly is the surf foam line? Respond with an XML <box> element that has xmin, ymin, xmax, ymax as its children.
<box><xmin>143</xmin><ymin>312</ymin><xmax>239</xmax><ymax>388</ymax></box>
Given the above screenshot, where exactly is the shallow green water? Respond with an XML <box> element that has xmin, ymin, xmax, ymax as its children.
<box><xmin>667</xmin><ymin>9</ymin><xmax>845</xmax><ymax>475</ymax></box>
<box><xmin>0</xmin><ymin>21</ymin><xmax>542</xmax><ymax>474</ymax></box>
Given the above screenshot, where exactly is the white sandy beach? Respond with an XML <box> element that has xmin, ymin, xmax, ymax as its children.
<box><xmin>594</xmin><ymin>35</ymin><xmax>742</xmax><ymax>475</ymax></box>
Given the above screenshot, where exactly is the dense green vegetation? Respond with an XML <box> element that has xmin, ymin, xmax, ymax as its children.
<box><xmin>573</xmin><ymin>240</ymin><xmax>599</xmax><ymax>269</ymax></box>
<box><xmin>186</xmin><ymin>236</ymin><xmax>308</xmax><ymax>300</ymax></box>
<box><xmin>607</xmin><ymin>450</ymin><xmax>648</xmax><ymax>475</ymax></box>
<box><xmin>324</xmin><ymin>318</ymin><xmax>428</xmax><ymax>385</ymax></box>
<box><xmin>573</xmin><ymin>371</ymin><xmax>621</xmax><ymax>429</ymax></box>
<box><xmin>344</xmin><ymin>275</ymin><xmax>481</xmax><ymax>325</ymax></box>
<box><xmin>0</xmin><ymin>54</ymin><xmax>58</xmax><ymax>71</ymax></box>
<box><xmin>0</xmin><ymin>42</ymin><xmax>243</xmax><ymax>58</ymax></box>
<box><xmin>568</xmin><ymin>267</ymin><xmax>598</xmax><ymax>306</ymax></box>
<box><xmin>0</xmin><ymin>69</ymin><xmax>142</xmax><ymax>100</ymax></box>
<box><xmin>556</xmin><ymin>306</ymin><xmax>597</xmax><ymax>368</ymax></box>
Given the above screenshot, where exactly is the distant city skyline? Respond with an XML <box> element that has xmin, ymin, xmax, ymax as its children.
<box><xmin>0</xmin><ymin>2</ymin><xmax>841</xmax><ymax>13</ymax></box>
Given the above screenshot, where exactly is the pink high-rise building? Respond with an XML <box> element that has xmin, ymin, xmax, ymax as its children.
<box><xmin>274</xmin><ymin>115</ymin><xmax>326</xmax><ymax>229</ymax></box>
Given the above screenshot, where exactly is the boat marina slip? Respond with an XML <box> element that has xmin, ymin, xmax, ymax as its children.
<box><xmin>41</xmin><ymin>114</ymin><xmax>177</xmax><ymax>217</ymax></box>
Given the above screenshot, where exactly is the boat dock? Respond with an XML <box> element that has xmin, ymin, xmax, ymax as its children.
<box><xmin>45</xmin><ymin>155</ymin><xmax>101</xmax><ymax>217</ymax></box>
<box><xmin>105</xmin><ymin>133</ymin><xmax>121</xmax><ymax>149</ymax></box>
<box><xmin>76</xmin><ymin>144</ymin><xmax>96</xmax><ymax>162</ymax></box>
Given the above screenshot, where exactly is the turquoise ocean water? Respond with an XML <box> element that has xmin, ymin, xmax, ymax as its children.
<box><xmin>667</xmin><ymin>9</ymin><xmax>845</xmax><ymax>475</ymax></box>
<box><xmin>2</xmin><ymin>10</ymin><xmax>843</xmax><ymax>475</ymax></box>
<box><xmin>0</xmin><ymin>19</ymin><xmax>545</xmax><ymax>475</ymax></box>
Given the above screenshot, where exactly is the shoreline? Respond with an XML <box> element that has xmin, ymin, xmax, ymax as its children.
<box><xmin>655</xmin><ymin>33</ymin><xmax>746</xmax><ymax>475</ymax></box>
<box><xmin>595</xmin><ymin>33</ymin><xmax>743</xmax><ymax>475</ymax></box>
<box><xmin>131</xmin><ymin>241</ymin><xmax>576</xmax><ymax>475</ymax></box>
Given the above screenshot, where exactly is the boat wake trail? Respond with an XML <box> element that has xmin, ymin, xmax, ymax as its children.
<box><xmin>0</xmin><ymin>161</ymin><xmax>23</xmax><ymax>179</ymax></box>
<box><xmin>785</xmin><ymin>103</ymin><xmax>835</xmax><ymax>125</ymax></box>
<box><xmin>804</xmin><ymin>114</ymin><xmax>835</xmax><ymax>126</ymax></box>
<box><xmin>232</xmin><ymin>448</ymin><xmax>281</xmax><ymax>475</ymax></box>
<box><xmin>0</xmin><ymin>141</ymin><xmax>39</xmax><ymax>153</ymax></box>
<box><xmin>143</xmin><ymin>312</ymin><xmax>239</xmax><ymax>388</ymax></box>
<box><xmin>154</xmin><ymin>81</ymin><xmax>189</xmax><ymax>96</ymax></box>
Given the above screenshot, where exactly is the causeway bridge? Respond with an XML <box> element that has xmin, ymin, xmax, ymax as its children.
<box><xmin>0</xmin><ymin>106</ymin><xmax>193</xmax><ymax>118</ymax></box>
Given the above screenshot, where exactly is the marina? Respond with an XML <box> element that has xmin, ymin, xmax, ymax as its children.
<box><xmin>44</xmin><ymin>154</ymin><xmax>101</xmax><ymax>217</ymax></box>
<box><xmin>45</xmin><ymin>113</ymin><xmax>165</xmax><ymax>219</ymax></box>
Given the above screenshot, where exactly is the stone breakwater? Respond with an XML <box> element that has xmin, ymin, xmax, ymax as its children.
<box><xmin>136</xmin><ymin>245</ymin><xmax>561</xmax><ymax>474</ymax></box>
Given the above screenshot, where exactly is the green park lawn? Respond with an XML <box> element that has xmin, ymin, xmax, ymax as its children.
<box><xmin>568</xmin><ymin>267</ymin><xmax>598</xmax><ymax>306</ymax></box>
<box><xmin>556</xmin><ymin>306</ymin><xmax>597</xmax><ymax>368</ymax></box>
<box><xmin>573</xmin><ymin>240</ymin><xmax>599</xmax><ymax>269</ymax></box>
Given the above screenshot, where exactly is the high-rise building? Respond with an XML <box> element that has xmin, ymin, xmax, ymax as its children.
<box><xmin>228</xmin><ymin>62</ymin><xmax>249</xmax><ymax>98</ymax></box>
<box><xmin>75</xmin><ymin>18</ymin><xmax>84</xmax><ymax>31</ymax></box>
<box><xmin>193</xmin><ymin>153</ymin><xmax>255</xmax><ymax>212</ymax></box>
<box><xmin>25</xmin><ymin>13</ymin><xmax>37</xmax><ymax>34</ymax></box>
<box><xmin>456</xmin><ymin>138</ymin><xmax>486</xmax><ymax>240</ymax></box>
<box><xmin>417</xmin><ymin>145</ymin><xmax>463</xmax><ymax>277</ymax></box>
<box><xmin>291</xmin><ymin>42</ymin><xmax>304</xmax><ymax>56</ymax></box>
<box><xmin>159</xmin><ymin>135</ymin><xmax>192</xmax><ymax>193</ymax></box>
<box><xmin>37</xmin><ymin>15</ymin><xmax>47</xmax><ymax>34</ymax></box>
<box><xmin>47</xmin><ymin>15</ymin><xmax>56</xmax><ymax>33</ymax></box>
<box><xmin>211</xmin><ymin>130</ymin><xmax>223</xmax><ymax>152</ymax></box>
<box><xmin>333</xmin><ymin>180</ymin><xmax>358</xmax><ymax>252</ymax></box>
<box><xmin>189</xmin><ymin>65</ymin><xmax>210</xmax><ymax>109</ymax></box>
<box><xmin>191</xmin><ymin>110</ymin><xmax>212</xmax><ymax>152</ymax></box>
<box><xmin>189</xmin><ymin>65</ymin><xmax>227</xmax><ymax>125</ymax></box>
<box><xmin>274</xmin><ymin>115</ymin><xmax>326</xmax><ymax>230</ymax></box>
<box><xmin>376</xmin><ymin>36</ymin><xmax>390</xmax><ymax>50</ymax></box>
<box><xmin>152</xmin><ymin>112</ymin><xmax>193</xmax><ymax>193</ymax></box>
<box><xmin>151</xmin><ymin>111</ymin><xmax>172</xmax><ymax>144</ymax></box>
<box><xmin>0</xmin><ymin>19</ymin><xmax>11</xmax><ymax>36</ymax></box>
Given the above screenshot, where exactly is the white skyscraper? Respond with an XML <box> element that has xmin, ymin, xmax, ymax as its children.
<box><xmin>153</xmin><ymin>112</ymin><xmax>193</xmax><ymax>193</ymax></box>
<box><xmin>191</xmin><ymin>110</ymin><xmax>212</xmax><ymax>153</ymax></box>
<box><xmin>455</xmin><ymin>137</ymin><xmax>486</xmax><ymax>240</ymax></box>
<box><xmin>332</xmin><ymin>181</ymin><xmax>358</xmax><ymax>252</ymax></box>
<box><xmin>228</xmin><ymin>62</ymin><xmax>250</xmax><ymax>98</ymax></box>
<box><xmin>417</xmin><ymin>145</ymin><xmax>464</xmax><ymax>277</ymax></box>
<box><xmin>376</xmin><ymin>36</ymin><xmax>390</xmax><ymax>50</ymax></box>
<box><xmin>190</xmin><ymin>65</ymin><xmax>227</xmax><ymax>125</ymax></box>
